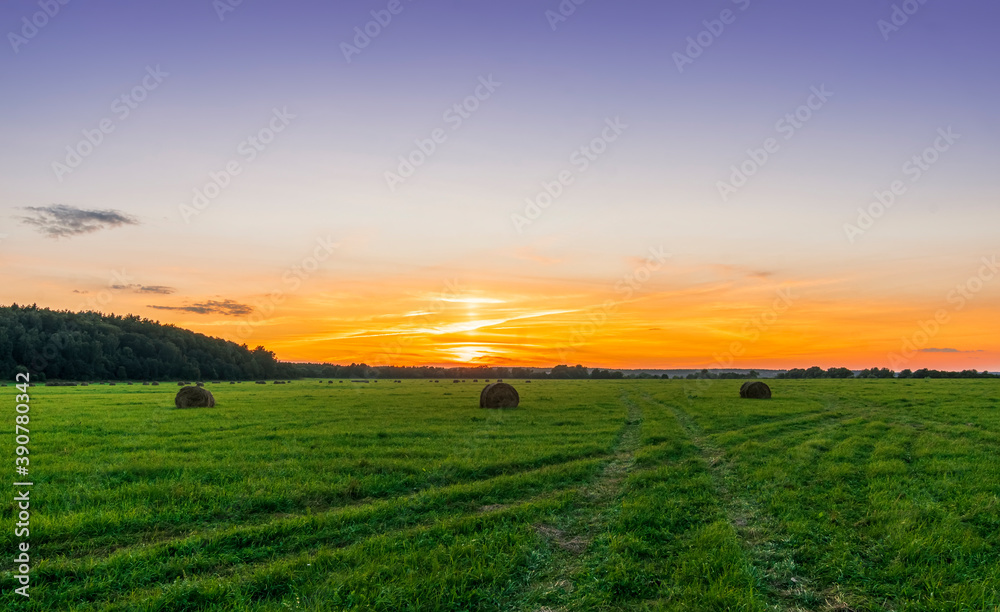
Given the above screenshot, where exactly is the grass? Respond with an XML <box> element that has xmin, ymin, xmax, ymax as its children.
<box><xmin>1</xmin><ymin>379</ymin><xmax>998</xmax><ymax>610</ymax></box>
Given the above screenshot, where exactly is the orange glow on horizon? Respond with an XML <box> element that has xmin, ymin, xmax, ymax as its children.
<box><xmin>6</xmin><ymin>256</ymin><xmax>997</xmax><ymax>372</ymax></box>
<box><xmin>58</xmin><ymin>270</ymin><xmax>999</xmax><ymax>373</ymax></box>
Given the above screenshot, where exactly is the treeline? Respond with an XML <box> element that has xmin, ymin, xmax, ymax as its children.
<box><xmin>0</xmin><ymin>304</ymin><xmax>285</xmax><ymax>381</ymax></box>
<box><xmin>291</xmin><ymin>364</ymin><xmax>627</xmax><ymax>380</ymax></box>
<box><xmin>776</xmin><ymin>366</ymin><xmax>998</xmax><ymax>379</ymax></box>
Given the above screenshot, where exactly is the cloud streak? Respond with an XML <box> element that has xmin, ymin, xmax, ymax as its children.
<box><xmin>112</xmin><ymin>284</ymin><xmax>176</xmax><ymax>295</ymax></box>
<box><xmin>147</xmin><ymin>299</ymin><xmax>253</xmax><ymax>316</ymax></box>
<box><xmin>19</xmin><ymin>204</ymin><xmax>139</xmax><ymax>238</ymax></box>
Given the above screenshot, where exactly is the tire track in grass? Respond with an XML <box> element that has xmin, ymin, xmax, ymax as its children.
<box><xmin>28</xmin><ymin>458</ymin><xmax>605</xmax><ymax>610</ymax></box>
<box><xmin>521</xmin><ymin>389</ymin><xmax>643</xmax><ymax>611</ymax></box>
<box><xmin>89</xmin><ymin>489</ymin><xmax>580</xmax><ymax>612</ymax></box>
<box><xmin>646</xmin><ymin>392</ymin><xmax>842</xmax><ymax>612</ymax></box>
<box><xmin>36</xmin><ymin>448</ymin><xmax>611</xmax><ymax>564</ymax></box>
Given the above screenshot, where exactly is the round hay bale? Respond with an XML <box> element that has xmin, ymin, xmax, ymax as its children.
<box><xmin>480</xmin><ymin>382</ymin><xmax>520</xmax><ymax>409</ymax></box>
<box><xmin>151</xmin><ymin>382</ymin><xmax>159</xmax><ymax>386</ymax></box>
<box><xmin>174</xmin><ymin>386</ymin><xmax>216</xmax><ymax>409</ymax></box>
<box><xmin>739</xmin><ymin>381</ymin><xmax>752</xmax><ymax>398</ymax></box>
<box><xmin>741</xmin><ymin>381</ymin><xmax>771</xmax><ymax>400</ymax></box>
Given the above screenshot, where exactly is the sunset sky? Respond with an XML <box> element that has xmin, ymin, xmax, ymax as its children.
<box><xmin>2</xmin><ymin>0</ymin><xmax>999</xmax><ymax>370</ymax></box>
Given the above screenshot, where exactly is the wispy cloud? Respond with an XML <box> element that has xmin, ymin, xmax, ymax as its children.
<box><xmin>148</xmin><ymin>299</ymin><xmax>252</xmax><ymax>316</ymax></box>
<box><xmin>19</xmin><ymin>204</ymin><xmax>139</xmax><ymax>238</ymax></box>
<box><xmin>113</xmin><ymin>284</ymin><xmax>176</xmax><ymax>295</ymax></box>
<box><xmin>918</xmin><ymin>348</ymin><xmax>983</xmax><ymax>353</ymax></box>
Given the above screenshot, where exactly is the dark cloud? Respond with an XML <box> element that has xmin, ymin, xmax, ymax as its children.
<box><xmin>112</xmin><ymin>284</ymin><xmax>176</xmax><ymax>295</ymax></box>
<box><xmin>147</xmin><ymin>299</ymin><xmax>253</xmax><ymax>316</ymax></box>
<box><xmin>136</xmin><ymin>285</ymin><xmax>175</xmax><ymax>294</ymax></box>
<box><xmin>20</xmin><ymin>204</ymin><xmax>139</xmax><ymax>238</ymax></box>
<box><xmin>918</xmin><ymin>348</ymin><xmax>983</xmax><ymax>353</ymax></box>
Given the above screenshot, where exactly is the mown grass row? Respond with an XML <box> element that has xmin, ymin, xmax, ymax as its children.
<box><xmin>2</xmin><ymin>379</ymin><xmax>998</xmax><ymax>610</ymax></box>
<box><xmin>648</xmin><ymin>379</ymin><xmax>1000</xmax><ymax>611</ymax></box>
<box><xmin>519</xmin><ymin>389</ymin><xmax>771</xmax><ymax>611</ymax></box>
<box><xmin>0</xmin><ymin>381</ymin><xmax>627</xmax><ymax>610</ymax></box>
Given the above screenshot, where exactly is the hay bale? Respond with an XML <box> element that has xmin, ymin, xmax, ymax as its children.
<box><xmin>740</xmin><ymin>381</ymin><xmax>771</xmax><ymax>399</ymax></box>
<box><xmin>480</xmin><ymin>382</ymin><xmax>520</xmax><ymax>409</ymax></box>
<box><xmin>739</xmin><ymin>381</ymin><xmax>751</xmax><ymax>397</ymax></box>
<box><xmin>151</xmin><ymin>382</ymin><xmax>159</xmax><ymax>386</ymax></box>
<box><xmin>175</xmin><ymin>386</ymin><xmax>216</xmax><ymax>409</ymax></box>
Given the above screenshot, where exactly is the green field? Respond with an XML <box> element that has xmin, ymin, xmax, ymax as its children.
<box><xmin>2</xmin><ymin>379</ymin><xmax>999</xmax><ymax>611</ymax></box>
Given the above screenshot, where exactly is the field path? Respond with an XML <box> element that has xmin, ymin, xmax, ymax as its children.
<box><xmin>522</xmin><ymin>388</ymin><xmax>643</xmax><ymax>611</ymax></box>
<box><xmin>649</xmin><ymin>392</ymin><xmax>832</xmax><ymax>612</ymax></box>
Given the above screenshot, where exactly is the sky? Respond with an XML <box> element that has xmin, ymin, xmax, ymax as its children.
<box><xmin>1</xmin><ymin>0</ymin><xmax>999</xmax><ymax>371</ymax></box>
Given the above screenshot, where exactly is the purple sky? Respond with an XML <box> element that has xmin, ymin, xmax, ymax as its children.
<box><xmin>2</xmin><ymin>0</ymin><xmax>999</xmax><ymax>369</ymax></box>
